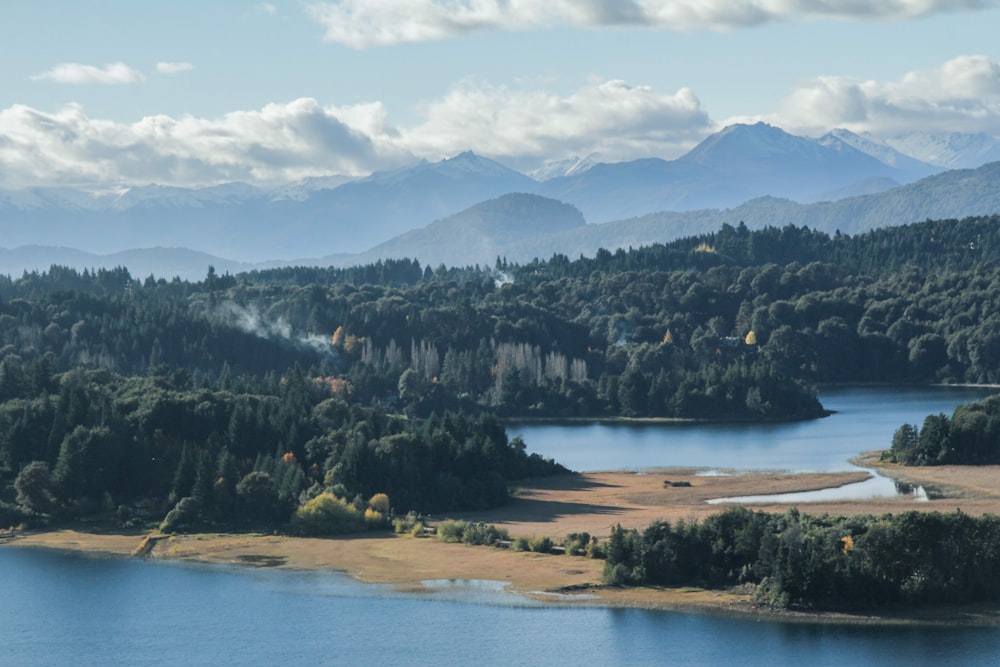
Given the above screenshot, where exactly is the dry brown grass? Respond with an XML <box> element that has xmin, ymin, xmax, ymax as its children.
<box><xmin>448</xmin><ymin>469</ymin><xmax>873</xmax><ymax>540</ymax></box>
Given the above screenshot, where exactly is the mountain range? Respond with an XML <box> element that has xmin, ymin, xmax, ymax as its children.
<box><xmin>313</xmin><ymin>160</ymin><xmax>1000</xmax><ymax>269</ymax></box>
<box><xmin>534</xmin><ymin>123</ymin><xmax>940</xmax><ymax>222</ymax></box>
<box><xmin>2</xmin><ymin>123</ymin><xmax>1000</xmax><ymax>278</ymax></box>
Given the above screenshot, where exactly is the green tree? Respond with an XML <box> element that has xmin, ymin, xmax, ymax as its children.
<box><xmin>53</xmin><ymin>425</ymin><xmax>113</xmax><ymax>501</ymax></box>
<box><xmin>15</xmin><ymin>461</ymin><xmax>58</xmax><ymax>515</ymax></box>
<box><xmin>887</xmin><ymin>423</ymin><xmax>919</xmax><ymax>463</ymax></box>
<box><xmin>235</xmin><ymin>471</ymin><xmax>283</xmax><ymax>524</ymax></box>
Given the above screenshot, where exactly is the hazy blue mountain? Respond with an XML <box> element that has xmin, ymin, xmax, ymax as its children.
<box><xmin>5</xmin><ymin>123</ymin><xmax>999</xmax><ymax>272</ymax></box>
<box><xmin>328</xmin><ymin>193</ymin><xmax>585</xmax><ymax>268</ymax></box>
<box><xmin>535</xmin><ymin>123</ymin><xmax>917</xmax><ymax>222</ymax></box>
<box><xmin>274</xmin><ymin>152</ymin><xmax>538</xmax><ymax>258</ymax></box>
<box><xmin>107</xmin><ymin>182</ymin><xmax>267</xmax><ymax>210</ymax></box>
<box><xmin>818</xmin><ymin>129</ymin><xmax>941</xmax><ymax>180</ymax></box>
<box><xmin>885</xmin><ymin>131</ymin><xmax>1000</xmax><ymax>169</ymax></box>
<box><xmin>500</xmin><ymin>161</ymin><xmax>1000</xmax><ymax>261</ymax></box>
<box><xmin>0</xmin><ymin>246</ymin><xmax>250</xmax><ymax>281</ymax></box>
<box><xmin>267</xmin><ymin>175</ymin><xmax>357</xmax><ymax>202</ymax></box>
<box><xmin>0</xmin><ymin>152</ymin><xmax>537</xmax><ymax>262</ymax></box>
<box><xmin>528</xmin><ymin>153</ymin><xmax>601</xmax><ymax>181</ymax></box>
<box><xmin>806</xmin><ymin>176</ymin><xmax>904</xmax><ymax>203</ymax></box>
<box><xmin>0</xmin><ymin>186</ymin><xmax>118</xmax><ymax>211</ymax></box>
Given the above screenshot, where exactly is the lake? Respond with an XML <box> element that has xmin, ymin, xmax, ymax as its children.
<box><xmin>4</xmin><ymin>386</ymin><xmax>1000</xmax><ymax>665</ymax></box>
<box><xmin>4</xmin><ymin>547</ymin><xmax>1000</xmax><ymax>666</ymax></box>
<box><xmin>513</xmin><ymin>385</ymin><xmax>996</xmax><ymax>502</ymax></box>
<box><xmin>511</xmin><ymin>385</ymin><xmax>997</xmax><ymax>473</ymax></box>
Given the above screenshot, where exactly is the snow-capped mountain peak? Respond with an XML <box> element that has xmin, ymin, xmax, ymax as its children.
<box><xmin>679</xmin><ymin>122</ymin><xmax>833</xmax><ymax>165</ymax></box>
<box><xmin>884</xmin><ymin>131</ymin><xmax>1000</xmax><ymax>170</ymax></box>
<box><xmin>528</xmin><ymin>153</ymin><xmax>602</xmax><ymax>181</ymax></box>
<box><xmin>818</xmin><ymin>129</ymin><xmax>941</xmax><ymax>180</ymax></box>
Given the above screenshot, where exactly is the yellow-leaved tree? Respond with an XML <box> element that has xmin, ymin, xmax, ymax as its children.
<box><xmin>364</xmin><ymin>493</ymin><xmax>391</xmax><ymax>528</ymax></box>
<box><xmin>292</xmin><ymin>493</ymin><xmax>361</xmax><ymax>535</ymax></box>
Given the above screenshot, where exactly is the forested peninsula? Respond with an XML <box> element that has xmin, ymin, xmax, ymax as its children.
<box><xmin>3</xmin><ymin>215</ymin><xmax>1000</xmax><ymax>613</ymax></box>
<box><xmin>886</xmin><ymin>393</ymin><xmax>1000</xmax><ymax>465</ymax></box>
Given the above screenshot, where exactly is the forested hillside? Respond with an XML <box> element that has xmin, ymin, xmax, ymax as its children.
<box><xmin>2</xmin><ymin>215</ymin><xmax>1000</xmax><ymax>531</ymax></box>
<box><xmin>513</xmin><ymin>161</ymin><xmax>1000</xmax><ymax>263</ymax></box>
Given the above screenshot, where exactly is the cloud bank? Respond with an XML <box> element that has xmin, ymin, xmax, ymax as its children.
<box><xmin>4</xmin><ymin>55</ymin><xmax>1000</xmax><ymax>189</ymax></box>
<box><xmin>0</xmin><ymin>78</ymin><xmax>712</xmax><ymax>188</ymax></box>
<box><xmin>401</xmin><ymin>79</ymin><xmax>712</xmax><ymax>163</ymax></box>
<box><xmin>307</xmin><ymin>0</ymin><xmax>999</xmax><ymax>48</ymax></box>
<box><xmin>0</xmin><ymin>99</ymin><xmax>412</xmax><ymax>189</ymax></box>
<box><xmin>776</xmin><ymin>55</ymin><xmax>1000</xmax><ymax>136</ymax></box>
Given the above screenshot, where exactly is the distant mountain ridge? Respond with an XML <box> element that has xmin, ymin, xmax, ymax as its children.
<box><xmin>339</xmin><ymin>193</ymin><xmax>585</xmax><ymax>268</ymax></box>
<box><xmin>884</xmin><ymin>131</ymin><xmax>1000</xmax><ymax>169</ymax></box>
<box><xmin>0</xmin><ymin>246</ymin><xmax>250</xmax><ymax>282</ymax></box>
<box><xmin>292</xmin><ymin>159</ymin><xmax>1000</xmax><ymax>270</ymax></box>
<box><xmin>535</xmin><ymin>123</ymin><xmax>940</xmax><ymax>222</ymax></box>
<box><xmin>4</xmin><ymin>159</ymin><xmax>1000</xmax><ymax>280</ymax></box>
<box><xmin>496</xmin><ymin>160</ymin><xmax>1000</xmax><ymax>263</ymax></box>
<box><xmin>1</xmin><ymin>122</ymin><xmax>998</xmax><ymax>274</ymax></box>
<box><xmin>0</xmin><ymin>152</ymin><xmax>536</xmax><ymax>262</ymax></box>
<box><xmin>818</xmin><ymin>129</ymin><xmax>939</xmax><ymax>177</ymax></box>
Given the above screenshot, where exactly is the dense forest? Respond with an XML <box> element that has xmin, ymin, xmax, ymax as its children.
<box><xmin>2</xmin><ymin>214</ymin><xmax>1000</xmax><ymax>532</ymax></box>
<box><xmin>603</xmin><ymin>507</ymin><xmax>1000</xmax><ymax>610</ymax></box>
<box><xmin>0</xmin><ymin>364</ymin><xmax>564</xmax><ymax>531</ymax></box>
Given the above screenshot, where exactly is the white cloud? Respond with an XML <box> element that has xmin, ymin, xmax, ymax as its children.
<box><xmin>30</xmin><ymin>61</ymin><xmax>196</xmax><ymax>84</ymax></box>
<box><xmin>399</xmin><ymin>78</ymin><xmax>713</xmax><ymax>163</ymax></box>
<box><xmin>0</xmin><ymin>77</ymin><xmax>716</xmax><ymax>188</ymax></box>
<box><xmin>156</xmin><ymin>62</ymin><xmax>195</xmax><ymax>75</ymax></box>
<box><xmin>775</xmin><ymin>55</ymin><xmax>1000</xmax><ymax>136</ymax></box>
<box><xmin>30</xmin><ymin>62</ymin><xmax>146</xmax><ymax>85</ymax></box>
<box><xmin>10</xmin><ymin>55</ymin><xmax>1000</xmax><ymax>190</ymax></box>
<box><xmin>306</xmin><ymin>0</ymin><xmax>999</xmax><ymax>48</ymax></box>
<box><xmin>0</xmin><ymin>99</ymin><xmax>414</xmax><ymax>189</ymax></box>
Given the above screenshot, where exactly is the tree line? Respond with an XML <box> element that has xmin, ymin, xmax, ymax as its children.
<box><xmin>886</xmin><ymin>393</ymin><xmax>1000</xmax><ymax>465</ymax></box>
<box><xmin>603</xmin><ymin>506</ymin><xmax>1000</xmax><ymax>610</ymax></box>
<box><xmin>0</xmin><ymin>363</ymin><xmax>563</xmax><ymax>531</ymax></box>
<box><xmin>4</xmin><ymin>216</ymin><xmax>1000</xmax><ymax>427</ymax></box>
<box><xmin>3</xmin><ymin>214</ymin><xmax>1000</xmax><ymax>531</ymax></box>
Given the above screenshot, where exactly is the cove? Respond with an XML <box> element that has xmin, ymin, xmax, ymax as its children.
<box><xmin>511</xmin><ymin>386</ymin><xmax>996</xmax><ymax>503</ymax></box>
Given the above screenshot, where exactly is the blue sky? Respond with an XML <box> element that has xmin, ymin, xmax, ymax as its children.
<box><xmin>2</xmin><ymin>0</ymin><xmax>999</xmax><ymax>189</ymax></box>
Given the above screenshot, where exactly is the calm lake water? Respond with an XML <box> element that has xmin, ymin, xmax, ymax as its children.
<box><xmin>512</xmin><ymin>385</ymin><xmax>997</xmax><ymax>472</ymax></box>
<box><xmin>4</xmin><ymin>548</ymin><xmax>1000</xmax><ymax>667</ymax></box>
<box><xmin>5</xmin><ymin>386</ymin><xmax>1000</xmax><ymax>665</ymax></box>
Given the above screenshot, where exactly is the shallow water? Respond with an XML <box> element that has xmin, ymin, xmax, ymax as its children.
<box><xmin>706</xmin><ymin>470</ymin><xmax>928</xmax><ymax>504</ymax></box>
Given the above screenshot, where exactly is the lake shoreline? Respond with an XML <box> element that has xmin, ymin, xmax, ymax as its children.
<box><xmin>7</xmin><ymin>463</ymin><xmax>1000</xmax><ymax>628</ymax></box>
<box><xmin>505</xmin><ymin>410</ymin><xmax>834</xmax><ymax>427</ymax></box>
<box><xmin>7</xmin><ymin>528</ymin><xmax>1000</xmax><ymax>628</ymax></box>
